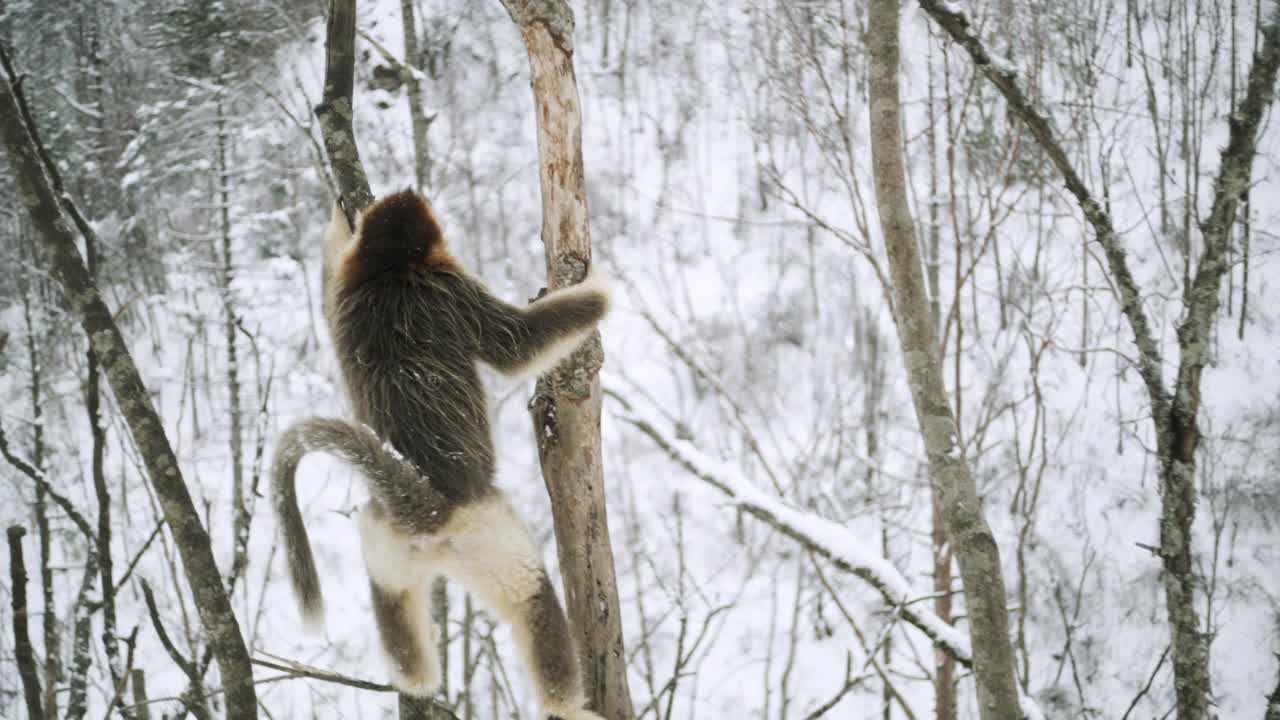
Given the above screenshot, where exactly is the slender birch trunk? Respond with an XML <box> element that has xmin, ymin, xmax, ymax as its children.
<box><xmin>401</xmin><ymin>0</ymin><xmax>433</xmax><ymax>194</ymax></box>
<box><xmin>866</xmin><ymin>2</ymin><xmax>1022</xmax><ymax>717</ymax></box>
<box><xmin>925</xmin><ymin>38</ymin><xmax>958</xmax><ymax>720</ymax></box>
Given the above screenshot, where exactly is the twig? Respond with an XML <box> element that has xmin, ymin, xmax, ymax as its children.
<box><xmin>250</xmin><ymin>656</ymin><xmax>462</xmax><ymax>718</ymax></box>
<box><xmin>118</xmin><ymin>673</ymin><xmax>298</xmax><ymax>713</ymax></box>
<box><xmin>801</xmin><ymin>654</ymin><xmax>869</xmax><ymax>720</ymax></box>
<box><xmin>809</xmin><ymin>553</ymin><xmax>918</xmax><ymax>720</ymax></box>
<box><xmin>114</xmin><ymin>521</ymin><xmax>165</xmax><ymax>590</ymax></box>
<box><xmin>1120</xmin><ymin>646</ymin><xmax>1169</xmax><ymax>720</ymax></box>
<box><xmin>0</xmin><ymin>419</ymin><xmax>95</xmax><ymax>540</ymax></box>
<box><xmin>615</xmin><ymin>394</ymin><xmax>972</xmax><ymax>665</ymax></box>
<box><xmin>101</xmin><ymin>627</ymin><xmax>141</xmax><ymax>720</ymax></box>
<box><xmin>140</xmin><ymin>579</ymin><xmax>196</xmax><ymax>678</ymax></box>
<box><xmin>252</xmin><ymin>80</ymin><xmax>336</xmax><ymax>198</ymax></box>
<box><xmin>251</xmin><ymin>656</ymin><xmax>391</xmax><ymax>693</ymax></box>
<box><xmin>639</xmin><ymin>310</ymin><xmax>785</xmax><ymax>493</ymax></box>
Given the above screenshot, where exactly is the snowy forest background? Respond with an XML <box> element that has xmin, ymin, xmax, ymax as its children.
<box><xmin>1</xmin><ymin>0</ymin><xmax>1278</xmax><ymax>719</ymax></box>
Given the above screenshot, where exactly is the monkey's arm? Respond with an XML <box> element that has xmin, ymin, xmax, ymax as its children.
<box><xmin>271</xmin><ymin>417</ymin><xmax>453</xmax><ymax>630</ymax></box>
<box><xmin>472</xmin><ymin>272</ymin><xmax>611</xmax><ymax>379</ymax></box>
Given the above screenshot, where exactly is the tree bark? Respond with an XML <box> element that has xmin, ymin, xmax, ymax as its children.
<box><xmin>216</xmin><ymin>98</ymin><xmax>251</xmax><ymax>595</ymax></box>
<box><xmin>925</xmin><ymin>45</ymin><xmax>958</xmax><ymax>720</ymax></box>
<box><xmin>1266</xmin><ymin>658</ymin><xmax>1280</xmax><ymax>720</ymax></box>
<box><xmin>130</xmin><ymin>670</ymin><xmax>152</xmax><ymax>720</ymax></box>
<box><xmin>1158</xmin><ymin>18</ymin><xmax>1280</xmax><ymax>718</ymax></box>
<box><xmin>16</xmin><ymin>241</ymin><xmax>60</xmax><ymax>720</ymax></box>
<box><xmin>917</xmin><ymin>4</ymin><xmax>1280</xmax><ymax>717</ymax></box>
<box><xmin>0</xmin><ymin>50</ymin><xmax>259</xmax><ymax>720</ymax></box>
<box><xmin>931</xmin><ymin>489</ymin><xmax>958</xmax><ymax>720</ymax></box>
<box><xmin>865</xmin><ymin>2</ymin><xmax>1022</xmax><ymax>718</ymax></box>
<box><xmin>401</xmin><ymin>0</ymin><xmax>433</xmax><ymax>194</ymax></box>
<box><xmin>498</xmin><ymin>2</ymin><xmax>635</xmax><ymax>718</ymax></box>
<box><xmin>316</xmin><ymin>0</ymin><xmax>374</xmax><ymax>221</ymax></box>
<box><xmin>8</xmin><ymin>526</ymin><xmax>44</xmax><ymax>720</ymax></box>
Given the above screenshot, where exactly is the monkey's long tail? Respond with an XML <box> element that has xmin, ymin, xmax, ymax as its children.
<box><xmin>271</xmin><ymin>416</ymin><xmax>449</xmax><ymax>631</ymax></box>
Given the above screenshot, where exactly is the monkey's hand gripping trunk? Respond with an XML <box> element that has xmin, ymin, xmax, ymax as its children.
<box><xmin>271</xmin><ymin>416</ymin><xmax>450</xmax><ymax>630</ymax></box>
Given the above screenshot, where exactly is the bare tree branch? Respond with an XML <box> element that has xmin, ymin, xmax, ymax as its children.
<box><xmin>114</xmin><ymin>521</ymin><xmax>166</xmax><ymax>590</ymax></box>
<box><xmin>316</xmin><ymin>0</ymin><xmax>373</xmax><ymax>220</ymax></box>
<box><xmin>615</xmin><ymin>398</ymin><xmax>973</xmax><ymax>664</ymax></box>
<box><xmin>100</xmin><ymin>627</ymin><xmax>141</xmax><ymax>720</ymax></box>
<box><xmin>0</xmin><ymin>47</ymin><xmax>259</xmax><ymax>719</ymax></box>
<box><xmin>64</xmin><ymin>547</ymin><xmax>99</xmax><ymax>720</ymax></box>
<box><xmin>139</xmin><ymin>579</ymin><xmax>196</xmax><ymax>679</ymax></box>
<box><xmin>809</xmin><ymin>555</ymin><xmax>917</xmax><ymax>720</ymax></box>
<box><xmin>916</xmin><ymin>4</ymin><xmax>1280</xmax><ymax>718</ymax></box>
<box><xmin>0</xmin><ymin>418</ymin><xmax>96</xmax><ymax>541</ymax></box>
<box><xmin>1121</xmin><ymin>646</ymin><xmax>1170</xmax><ymax>720</ymax></box>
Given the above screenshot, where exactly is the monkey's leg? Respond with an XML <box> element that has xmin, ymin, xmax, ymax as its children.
<box><xmin>368</xmin><ymin>578</ymin><xmax>441</xmax><ymax>696</ymax></box>
<box><xmin>358</xmin><ymin>506</ymin><xmax>441</xmax><ymax>696</ymax></box>
<box><xmin>435</xmin><ymin>493</ymin><xmax>601</xmax><ymax>720</ymax></box>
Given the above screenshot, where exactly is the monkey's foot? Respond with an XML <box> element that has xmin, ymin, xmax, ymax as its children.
<box><xmin>543</xmin><ymin>703</ymin><xmax>605</xmax><ymax>720</ymax></box>
<box><xmin>298</xmin><ymin>604</ymin><xmax>326</xmax><ymax>636</ymax></box>
<box><xmin>385</xmin><ymin>652</ymin><xmax>442</xmax><ymax>697</ymax></box>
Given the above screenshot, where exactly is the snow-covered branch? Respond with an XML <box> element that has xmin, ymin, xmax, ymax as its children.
<box><xmin>617</xmin><ymin>398</ymin><xmax>1050</xmax><ymax>719</ymax></box>
<box><xmin>614</xmin><ymin>400</ymin><xmax>973</xmax><ymax>663</ymax></box>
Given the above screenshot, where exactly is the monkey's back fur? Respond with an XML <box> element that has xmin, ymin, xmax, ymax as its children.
<box><xmin>332</xmin><ymin>271</ymin><xmax>500</xmax><ymax>509</ymax></box>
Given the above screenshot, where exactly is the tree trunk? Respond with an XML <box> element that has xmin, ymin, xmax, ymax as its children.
<box><xmin>130</xmin><ymin>670</ymin><xmax>151</xmax><ymax>720</ymax></box>
<box><xmin>216</xmin><ymin>98</ymin><xmax>251</xmax><ymax>596</ymax></box>
<box><xmin>17</xmin><ymin>241</ymin><xmax>60</xmax><ymax>720</ymax></box>
<box><xmin>1266</xmin><ymin>661</ymin><xmax>1280</xmax><ymax>720</ymax></box>
<box><xmin>401</xmin><ymin>0</ymin><xmax>433</xmax><ymax>193</ymax></box>
<box><xmin>0</xmin><ymin>52</ymin><xmax>259</xmax><ymax>720</ymax></box>
<box><xmin>925</xmin><ymin>40</ymin><xmax>958</xmax><ymax>720</ymax></box>
<box><xmin>498</xmin><ymin>3</ymin><xmax>635</xmax><ymax>718</ymax></box>
<box><xmin>865</xmin><ymin>2</ymin><xmax>1022</xmax><ymax>718</ymax></box>
<box><xmin>1157</xmin><ymin>17</ymin><xmax>1280</xmax><ymax>718</ymax></box>
<box><xmin>8</xmin><ymin>526</ymin><xmax>44</xmax><ymax>720</ymax></box>
<box><xmin>316</xmin><ymin>0</ymin><xmax>374</xmax><ymax>222</ymax></box>
<box><xmin>916</xmin><ymin>3</ymin><xmax>1280</xmax><ymax>717</ymax></box>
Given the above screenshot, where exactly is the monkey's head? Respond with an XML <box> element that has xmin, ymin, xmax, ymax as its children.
<box><xmin>349</xmin><ymin>190</ymin><xmax>456</xmax><ymax>282</ymax></box>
